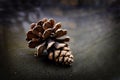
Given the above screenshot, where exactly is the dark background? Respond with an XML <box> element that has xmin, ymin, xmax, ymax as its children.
<box><xmin>0</xmin><ymin>0</ymin><xmax>120</xmax><ymax>80</ymax></box>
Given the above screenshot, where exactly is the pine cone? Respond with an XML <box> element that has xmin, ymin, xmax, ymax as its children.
<box><xmin>26</xmin><ymin>18</ymin><xmax>74</xmax><ymax>65</ymax></box>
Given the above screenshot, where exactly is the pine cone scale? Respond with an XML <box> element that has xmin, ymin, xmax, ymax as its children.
<box><xmin>47</xmin><ymin>40</ymin><xmax>55</xmax><ymax>50</ymax></box>
<box><xmin>54</xmin><ymin>29</ymin><xmax>67</xmax><ymax>38</ymax></box>
<box><xmin>53</xmin><ymin>22</ymin><xmax>61</xmax><ymax>32</ymax></box>
<box><xmin>26</xmin><ymin>30</ymin><xmax>38</xmax><ymax>41</ymax></box>
<box><xmin>36</xmin><ymin>42</ymin><xmax>46</xmax><ymax>56</ymax></box>
<box><xmin>42</xmin><ymin>28</ymin><xmax>53</xmax><ymax>39</ymax></box>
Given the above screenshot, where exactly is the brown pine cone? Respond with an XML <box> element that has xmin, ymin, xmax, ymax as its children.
<box><xmin>26</xmin><ymin>18</ymin><xmax>74</xmax><ymax>65</ymax></box>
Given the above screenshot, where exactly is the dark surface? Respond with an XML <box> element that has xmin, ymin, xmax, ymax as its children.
<box><xmin>0</xmin><ymin>7</ymin><xmax>120</xmax><ymax>80</ymax></box>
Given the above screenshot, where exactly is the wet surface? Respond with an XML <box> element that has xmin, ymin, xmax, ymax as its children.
<box><xmin>0</xmin><ymin>8</ymin><xmax>120</xmax><ymax>80</ymax></box>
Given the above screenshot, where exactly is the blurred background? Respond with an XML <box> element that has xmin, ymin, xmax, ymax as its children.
<box><xmin>0</xmin><ymin>0</ymin><xmax>120</xmax><ymax>80</ymax></box>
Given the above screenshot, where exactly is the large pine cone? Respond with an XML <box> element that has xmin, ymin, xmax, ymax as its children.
<box><xmin>26</xmin><ymin>18</ymin><xmax>74</xmax><ymax>65</ymax></box>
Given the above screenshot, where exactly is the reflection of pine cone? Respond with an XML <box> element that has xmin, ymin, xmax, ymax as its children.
<box><xmin>26</xmin><ymin>18</ymin><xmax>74</xmax><ymax>65</ymax></box>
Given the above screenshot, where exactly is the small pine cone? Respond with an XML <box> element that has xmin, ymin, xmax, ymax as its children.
<box><xmin>26</xmin><ymin>18</ymin><xmax>74</xmax><ymax>65</ymax></box>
